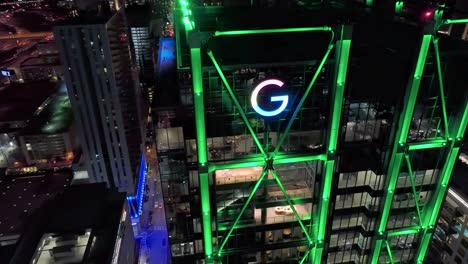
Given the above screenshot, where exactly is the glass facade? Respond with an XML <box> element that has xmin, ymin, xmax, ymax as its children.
<box><xmin>152</xmin><ymin>1</ymin><xmax>468</xmax><ymax>263</ymax></box>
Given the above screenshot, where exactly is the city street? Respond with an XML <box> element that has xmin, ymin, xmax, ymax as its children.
<box><xmin>138</xmin><ymin>143</ymin><xmax>171</xmax><ymax>264</ymax></box>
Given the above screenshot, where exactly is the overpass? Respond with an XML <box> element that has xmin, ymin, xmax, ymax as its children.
<box><xmin>0</xmin><ymin>32</ymin><xmax>52</xmax><ymax>41</ymax></box>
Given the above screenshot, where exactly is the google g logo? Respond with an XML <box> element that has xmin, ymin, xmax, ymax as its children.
<box><xmin>251</xmin><ymin>79</ymin><xmax>289</xmax><ymax>117</ymax></box>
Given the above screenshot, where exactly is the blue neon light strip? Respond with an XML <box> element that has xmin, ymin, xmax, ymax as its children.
<box><xmin>127</xmin><ymin>153</ymin><xmax>147</xmax><ymax>218</ymax></box>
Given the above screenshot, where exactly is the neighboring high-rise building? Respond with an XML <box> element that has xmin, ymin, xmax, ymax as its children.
<box><xmin>53</xmin><ymin>6</ymin><xmax>145</xmax><ymax>195</ymax></box>
<box><xmin>18</xmin><ymin>83</ymin><xmax>76</xmax><ymax>168</ymax></box>
<box><xmin>126</xmin><ymin>4</ymin><xmax>155</xmax><ymax>102</ymax></box>
<box><xmin>151</xmin><ymin>1</ymin><xmax>468</xmax><ymax>263</ymax></box>
<box><xmin>8</xmin><ymin>183</ymin><xmax>135</xmax><ymax>264</ymax></box>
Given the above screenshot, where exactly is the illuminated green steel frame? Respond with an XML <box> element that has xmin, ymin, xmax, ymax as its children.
<box><xmin>186</xmin><ymin>21</ymin><xmax>352</xmax><ymax>262</ymax></box>
<box><xmin>177</xmin><ymin>1</ymin><xmax>468</xmax><ymax>261</ymax></box>
<box><xmin>369</xmin><ymin>20</ymin><xmax>468</xmax><ymax>263</ymax></box>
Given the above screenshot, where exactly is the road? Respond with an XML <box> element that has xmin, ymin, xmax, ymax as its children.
<box><xmin>0</xmin><ymin>31</ymin><xmax>51</xmax><ymax>40</ymax></box>
<box><xmin>138</xmin><ymin>143</ymin><xmax>171</xmax><ymax>264</ymax></box>
<box><xmin>139</xmin><ymin>38</ymin><xmax>176</xmax><ymax>264</ymax></box>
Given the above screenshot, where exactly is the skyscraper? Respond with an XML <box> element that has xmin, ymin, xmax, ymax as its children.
<box><xmin>126</xmin><ymin>4</ymin><xmax>155</xmax><ymax>102</ymax></box>
<box><xmin>153</xmin><ymin>0</ymin><xmax>468</xmax><ymax>263</ymax></box>
<box><xmin>54</xmin><ymin>6</ymin><xmax>145</xmax><ymax>195</ymax></box>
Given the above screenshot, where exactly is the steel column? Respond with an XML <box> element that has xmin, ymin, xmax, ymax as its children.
<box><xmin>312</xmin><ymin>25</ymin><xmax>351</xmax><ymax>264</ymax></box>
<box><xmin>369</xmin><ymin>34</ymin><xmax>432</xmax><ymax>264</ymax></box>
<box><xmin>414</xmin><ymin>69</ymin><xmax>468</xmax><ymax>263</ymax></box>
<box><xmin>190</xmin><ymin>47</ymin><xmax>214</xmax><ymax>262</ymax></box>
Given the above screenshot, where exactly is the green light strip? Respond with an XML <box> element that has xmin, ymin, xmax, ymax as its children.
<box><xmin>444</xmin><ymin>18</ymin><xmax>468</xmax><ymax>25</ymax></box>
<box><xmin>207</xmin><ymin>51</ymin><xmax>267</xmax><ymax>157</ymax></box>
<box><xmin>174</xmin><ymin>11</ymin><xmax>183</xmax><ymax>69</ymax></box>
<box><xmin>407</xmin><ymin>137</ymin><xmax>447</xmax><ymax>151</ymax></box>
<box><xmin>395</xmin><ymin>1</ymin><xmax>404</xmax><ymax>14</ymax></box>
<box><xmin>387</xmin><ymin>226</ymin><xmax>421</xmax><ymax>237</ymax></box>
<box><xmin>273</xmin><ymin>44</ymin><xmax>334</xmax><ymax>157</ymax></box>
<box><xmin>191</xmin><ymin>48</ymin><xmax>208</xmax><ymax>165</ymax></box>
<box><xmin>404</xmin><ymin>154</ymin><xmax>422</xmax><ymax>223</ymax></box>
<box><xmin>275</xmin><ymin>153</ymin><xmax>327</xmax><ymax>165</ymax></box>
<box><xmin>208</xmin><ymin>153</ymin><xmax>326</xmax><ymax>172</ymax></box>
<box><xmin>432</xmin><ymin>37</ymin><xmax>450</xmax><ymax>139</ymax></box>
<box><xmin>299</xmin><ymin>249</ymin><xmax>310</xmax><ymax>264</ymax></box>
<box><xmin>455</xmin><ymin>104</ymin><xmax>468</xmax><ymax>140</ymax></box>
<box><xmin>317</xmin><ymin>161</ymin><xmax>334</xmax><ymax>239</ymax></box>
<box><xmin>214</xmin><ymin>27</ymin><xmax>332</xmax><ymax>36</ymax></box>
<box><xmin>415</xmin><ymin>102</ymin><xmax>468</xmax><ymax>262</ymax></box>
<box><xmin>412</xmin><ymin>30</ymin><xmax>468</xmax><ymax>262</ymax></box>
<box><xmin>328</xmin><ymin>39</ymin><xmax>350</xmax><ymax>151</ymax></box>
<box><xmin>200</xmin><ymin>172</ymin><xmax>213</xmax><ymax>261</ymax></box>
<box><xmin>385</xmin><ymin>240</ymin><xmax>396</xmax><ymax>264</ymax></box>
<box><xmin>217</xmin><ymin>169</ymin><xmax>268</xmax><ymax>254</ymax></box>
<box><xmin>190</xmin><ymin>48</ymin><xmax>213</xmax><ymax>261</ymax></box>
<box><xmin>369</xmin><ymin>34</ymin><xmax>432</xmax><ymax>264</ymax></box>
<box><xmin>313</xmin><ymin>29</ymin><xmax>351</xmax><ymax>263</ymax></box>
<box><xmin>271</xmin><ymin>170</ymin><xmax>313</xmax><ymax>243</ymax></box>
<box><xmin>416</xmin><ymin>230</ymin><xmax>434</xmax><ymax>263</ymax></box>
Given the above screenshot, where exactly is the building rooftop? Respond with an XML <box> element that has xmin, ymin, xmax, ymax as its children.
<box><xmin>20</xmin><ymin>56</ymin><xmax>60</xmax><ymax>67</ymax></box>
<box><xmin>55</xmin><ymin>4</ymin><xmax>116</xmax><ymax>27</ymax></box>
<box><xmin>126</xmin><ymin>4</ymin><xmax>153</xmax><ymax>26</ymax></box>
<box><xmin>0</xmin><ymin>170</ymin><xmax>73</xmax><ymax>237</ymax></box>
<box><xmin>9</xmin><ymin>183</ymin><xmax>127</xmax><ymax>264</ymax></box>
<box><xmin>0</xmin><ymin>81</ymin><xmax>57</xmax><ymax>125</ymax></box>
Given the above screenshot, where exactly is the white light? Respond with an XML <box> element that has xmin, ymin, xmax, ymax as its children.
<box><xmin>448</xmin><ymin>188</ymin><xmax>468</xmax><ymax>209</ymax></box>
<box><xmin>251</xmin><ymin>79</ymin><xmax>288</xmax><ymax>117</ymax></box>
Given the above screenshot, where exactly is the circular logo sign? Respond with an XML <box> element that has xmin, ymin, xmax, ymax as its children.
<box><xmin>251</xmin><ymin>79</ymin><xmax>289</xmax><ymax>117</ymax></box>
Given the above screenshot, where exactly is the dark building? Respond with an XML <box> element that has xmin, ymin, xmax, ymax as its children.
<box><xmin>126</xmin><ymin>4</ymin><xmax>156</xmax><ymax>102</ymax></box>
<box><xmin>0</xmin><ymin>81</ymin><xmax>59</xmax><ymax>169</ymax></box>
<box><xmin>53</xmin><ymin>5</ymin><xmax>146</xmax><ymax>195</ymax></box>
<box><xmin>0</xmin><ymin>170</ymin><xmax>73</xmax><ymax>261</ymax></box>
<box><xmin>8</xmin><ymin>183</ymin><xmax>135</xmax><ymax>264</ymax></box>
<box><xmin>151</xmin><ymin>0</ymin><xmax>468</xmax><ymax>263</ymax></box>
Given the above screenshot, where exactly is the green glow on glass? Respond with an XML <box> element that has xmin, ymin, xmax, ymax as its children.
<box><xmin>217</xmin><ymin>169</ymin><xmax>268</xmax><ymax>253</ymax></box>
<box><xmin>174</xmin><ymin>13</ymin><xmax>183</xmax><ymax>69</ymax></box>
<box><xmin>407</xmin><ymin>137</ymin><xmax>447</xmax><ymax>150</ymax></box>
<box><xmin>214</xmin><ymin>27</ymin><xmax>332</xmax><ymax>36</ymax></box>
<box><xmin>207</xmin><ymin>51</ymin><xmax>267</xmax><ymax>157</ymax></box>
<box><xmin>177</xmin><ymin>0</ymin><xmax>195</xmax><ymax>32</ymax></box>
<box><xmin>370</xmin><ymin>34</ymin><xmax>432</xmax><ymax>264</ymax></box>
